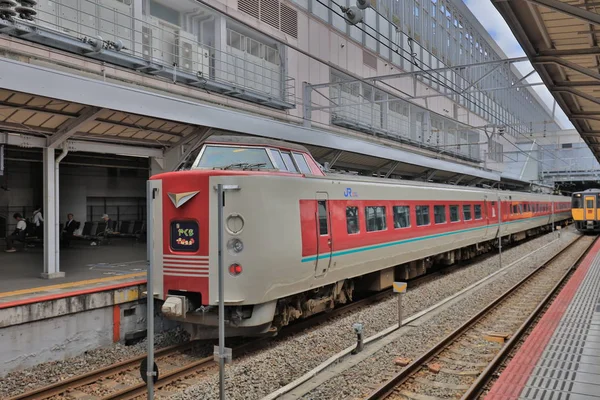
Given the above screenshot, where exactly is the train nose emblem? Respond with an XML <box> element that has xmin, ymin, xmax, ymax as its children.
<box><xmin>168</xmin><ymin>191</ymin><xmax>199</xmax><ymax>208</ymax></box>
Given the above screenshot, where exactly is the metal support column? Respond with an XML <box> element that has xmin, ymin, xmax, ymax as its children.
<box><xmin>217</xmin><ymin>183</ymin><xmax>226</xmax><ymax>400</ymax></box>
<box><xmin>41</xmin><ymin>147</ymin><xmax>64</xmax><ymax>279</ymax></box>
<box><xmin>303</xmin><ymin>82</ymin><xmax>312</xmax><ymax>128</ymax></box>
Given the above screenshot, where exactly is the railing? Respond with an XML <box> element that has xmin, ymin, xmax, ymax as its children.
<box><xmin>539</xmin><ymin>143</ymin><xmax>600</xmax><ymax>182</ymax></box>
<box><xmin>20</xmin><ymin>0</ymin><xmax>295</xmax><ymax>105</ymax></box>
<box><xmin>308</xmin><ymin>80</ymin><xmax>483</xmax><ymax>163</ymax></box>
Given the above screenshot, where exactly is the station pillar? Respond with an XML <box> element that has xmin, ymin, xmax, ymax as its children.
<box><xmin>41</xmin><ymin>147</ymin><xmax>64</xmax><ymax>279</ymax></box>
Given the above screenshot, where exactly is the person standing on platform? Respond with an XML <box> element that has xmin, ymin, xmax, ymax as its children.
<box><xmin>5</xmin><ymin>213</ymin><xmax>27</xmax><ymax>253</ymax></box>
<box><xmin>62</xmin><ymin>213</ymin><xmax>77</xmax><ymax>248</ymax></box>
<box><xmin>32</xmin><ymin>206</ymin><xmax>44</xmax><ymax>238</ymax></box>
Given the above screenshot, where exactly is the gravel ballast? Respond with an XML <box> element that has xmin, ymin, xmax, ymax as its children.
<box><xmin>170</xmin><ymin>230</ymin><xmax>577</xmax><ymax>400</ymax></box>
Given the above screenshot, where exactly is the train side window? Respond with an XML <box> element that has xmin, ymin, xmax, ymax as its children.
<box><xmin>474</xmin><ymin>204</ymin><xmax>482</xmax><ymax>219</ymax></box>
<box><xmin>366</xmin><ymin>206</ymin><xmax>387</xmax><ymax>232</ymax></box>
<box><xmin>450</xmin><ymin>205</ymin><xmax>460</xmax><ymax>222</ymax></box>
<box><xmin>292</xmin><ymin>153</ymin><xmax>312</xmax><ymax>174</ymax></box>
<box><xmin>346</xmin><ymin>207</ymin><xmax>359</xmax><ymax>234</ymax></box>
<box><xmin>463</xmin><ymin>205</ymin><xmax>472</xmax><ymax>221</ymax></box>
<box><xmin>434</xmin><ymin>205</ymin><xmax>446</xmax><ymax>224</ymax></box>
<box><xmin>416</xmin><ymin>205</ymin><xmax>430</xmax><ymax>226</ymax></box>
<box><xmin>280</xmin><ymin>152</ymin><xmax>298</xmax><ymax>172</ymax></box>
<box><xmin>393</xmin><ymin>206</ymin><xmax>410</xmax><ymax>228</ymax></box>
<box><xmin>318</xmin><ymin>201</ymin><xmax>328</xmax><ymax>235</ymax></box>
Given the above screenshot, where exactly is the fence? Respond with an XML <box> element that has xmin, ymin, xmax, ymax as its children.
<box><xmin>27</xmin><ymin>0</ymin><xmax>294</xmax><ymax>104</ymax></box>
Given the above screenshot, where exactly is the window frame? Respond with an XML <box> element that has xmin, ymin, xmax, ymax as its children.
<box><xmin>317</xmin><ymin>200</ymin><xmax>328</xmax><ymax>236</ymax></box>
<box><xmin>474</xmin><ymin>204</ymin><xmax>482</xmax><ymax>220</ymax></box>
<box><xmin>433</xmin><ymin>205</ymin><xmax>446</xmax><ymax>224</ymax></box>
<box><xmin>463</xmin><ymin>204</ymin><xmax>472</xmax><ymax>221</ymax></box>
<box><xmin>393</xmin><ymin>205</ymin><xmax>411</xmax><ymax>229</ymax></box>
<box><xmin>346</xmin><ymin>206</ymin><xmax>360</xmax><ymax>235</ymax></box>
<box><xmin>449</xmin><ymin>205</ymin><xmax>460</xmax><ymax>222</ymax></box>
<box><xmin>416</xmin><ymin>205</ymin><xmax>431</xmax><ymax>226</ymax></box>
<box><xmin>292</xmin><ymin>152</ymin><xmax>312</xmax><ymax>174</ymax></box>
<box><xmin>365</xmin><ymin>206</ymin><xmax>387</xmax><ymax>232</ymax></box>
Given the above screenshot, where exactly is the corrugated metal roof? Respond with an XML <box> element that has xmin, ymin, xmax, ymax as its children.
<box><xmin>493</xmin><ymin>0</ymin><xmax>600</xmax><ymax>161</ymax></box>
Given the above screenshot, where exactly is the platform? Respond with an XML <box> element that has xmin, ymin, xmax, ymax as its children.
<box><xmin>0</xmin><ymin>237</ymin><xmax>147</xmax><ymax>303</ymax></box>
<box><xmin>486</xmin><ymin>238</ymin><xmax>600</xmax><ymax>400</ymax></box>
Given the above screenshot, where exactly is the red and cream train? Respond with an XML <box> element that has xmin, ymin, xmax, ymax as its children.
<box><xmin>148</xmin><ymin>136</ymin><xmax>571</xmax><ymax>339</ymax></box>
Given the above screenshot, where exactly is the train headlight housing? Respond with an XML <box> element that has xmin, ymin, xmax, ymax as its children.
<box><xmin>228</xmin><ymin>263</ymin><xmax>243</xmax><ymax>276</ymax></box>
<box><xmin>227</xmin><ymin>238</ymin><xmax>244</xmax><ymax>254</ymax></box>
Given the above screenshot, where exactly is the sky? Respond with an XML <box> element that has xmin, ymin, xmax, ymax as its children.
<box><xmin>462</xmin><ymin>0</ymin><xmax>573</xmax><ymax>130</ymax></box>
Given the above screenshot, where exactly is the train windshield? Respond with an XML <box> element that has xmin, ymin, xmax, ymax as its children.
<box><xmin>195</xmin><ymin>145</ymin><xmax>274</xmax><ymax>170</ymax></box>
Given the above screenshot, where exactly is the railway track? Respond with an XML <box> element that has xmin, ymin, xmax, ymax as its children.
<box><xmin>9</xmin><ymin>286</ymin><xmax>395</xmax><ymax>400</ymax></box>
<box><xmin>364</xmin><ymin>234</ymin><xmax>596</xmax><ymax>400</ymax></box>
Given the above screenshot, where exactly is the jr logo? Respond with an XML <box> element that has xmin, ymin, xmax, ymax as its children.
<box><xmin>344</xmin><ymin>188</ymin><xmax>358</xmax><ymax>198</ymax></box>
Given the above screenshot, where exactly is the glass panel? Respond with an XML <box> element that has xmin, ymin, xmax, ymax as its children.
<box><xmin>318</xmin><ymin>201</ymin><xmax>328</xmax><ymax>235</ymax></box>
<box><xmin>293</xmin><ymin>153</ymin><xmax>312</xmax><ymax>174</ymax></box>
<box><xmin>463</xmin><ymin>205</ymin><xmax>472</xmax><ymax>221</ymax></box>
<box><xmin>416</xmin><ymin>206</ymin><xmax>430</xmax><ymax>226</ymax></box>
<box><xmin>450</xmin><ymin>205</ymin><xmax>460</xmax><ymax>222</ymax></box>
<box><xmin>474</xmin><ymin>204</ymin><xmax>482</xmax><ymax>219</ymax></box>
<box><xmin>346</xmin><ymin>206</ymin><xmax>359</xmax><ymax>234</ymax></box>
<box><xmin>434</xmin><ymin>205</ymin><xmax>446</xmax><ymax>224</ymax></box>
<box><xmin>587</xmin><ymin>199</ymin><xmax>594</xmax><ymax>208</ymax></box>
<box><xmin>281</xmin><ymin>152</ymin><xmax>298</xmax><ymax>172</ymax></box>
<box><xmin>393</xmin><ymin>206</ymin><xmax>410</xmax><ymax>228</ymax></box>
<box><xmin>269</xmin><ymin>149</ymin><xmax>287</xmax><ymax>171</ymax></box>
<box><xmin>366</xmin><ymin>206</ymin><xmax>387</xmax><ymax>232</ymax></box>
<box><xmin>196</xmin><ymin>146</ymin><xmax>274</xmax><ymax>169</ymax></box>
<box><xmin>572</xmin><ymin>197</ymin><xmax>582</xmax><ymax>208</ymax></box>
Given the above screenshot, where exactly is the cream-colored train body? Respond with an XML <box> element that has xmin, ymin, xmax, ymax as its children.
<box><xmin>149</xmin><ymin>171</ymin><xmax>570</xmax><ymax>339</ymax></box>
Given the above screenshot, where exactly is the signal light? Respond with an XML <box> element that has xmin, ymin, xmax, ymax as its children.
<box><xmin>229</xmin><ymin>263</ymin><xmax>243</xmax><ymax>276</ymax></box>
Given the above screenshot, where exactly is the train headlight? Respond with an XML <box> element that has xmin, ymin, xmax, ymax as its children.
<box><xmin>228</xmin><ymin>263</ymin><xmax>243</xmax><ymax>276</ymax></box>
<box><xmin>227</xmin><ymin>238</ymin><xmax>244</xmax><ymax>254</ymax></box>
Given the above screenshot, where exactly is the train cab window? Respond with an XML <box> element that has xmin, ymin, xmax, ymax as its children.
<box><xmin>196</xmin><ymin>145</ymin><xmax>274</xmax><ymax>169</ymax></box>
<box><xmin>434</xmin><ymin>205</ymin><xmax>446</xmax><ymax>224</ymax></box>
<box><xmin>450</xmin><ymin>205</ymin><xmax>460</xmax><ymax>222</ymax></box>
<box><xmin>393</xmin><ymin>206</ymin><xmax>410</xmax><ymax>228</ymax></box>
<box><xmin>474</xmin><ymin>204</ymin><xmax>482</xmax><ymax>219</ymax></box>
<box><xmin>292</xmin><ymin>153</ymin><xmax>312</xmax><ymax>174</ymax></box>
<box><xmin>318</xmin><ymin>201</ymin><xmax>328</xmax><ymax>235</ymax></box>
<box><xmin>366</xmin><ymin>206</ymin><xmax>387</xmax><ymax>232</ymax></box>
<box><xmin>416</xmin><ymin>206</ymin><xmax>430</xmax><ymax>226</ymax></box>
<box><xmin>280</xmin><ymin>151</ymin><xmax>299</xmax><ymax>172</ymax></box>
<box><xmin>346</xmin><ymin>207</ymin><xmax>359</xmax><ymax>234</ymax></box>
<box><xmin>269</xmin><ymin>149</ymin><xmax>290</xmax><ymax>172</ymax></box>
<box><xmin>463</xmin><ymin>205</ymin><xmax>472</xmax><ymax>221</ymax></box>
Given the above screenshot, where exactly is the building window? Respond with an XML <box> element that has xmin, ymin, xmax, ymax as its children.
<box><xmin>393</xmin><ymin>206</ymin><xmax>410</xmax><ymax>228</ymax></box>
<box><xmin>416</xmin><ymin>205</ymin><xmax>430</xmax><ymax>226</ymax></box>
<box><xmin>474</xmin><ymin>204</ymin><xmax>482</xmax><ymax>219</ymax></box>
<box><xmin>463</xmin><ymin>205</ymin><xmax>472</xmax><ymax>221</ymax></box>
<box><xmin>318</xmin><ymin>200</ymin><xmax>328</xmax><ymax>235</ymax></box>
<box><xmin>366</xmin><ymin>206</ymin><xmax>387</xmax><ymax>232</ymax></box>
<box><xmin>434</xmin><ymin>205</ymin><xmax>446</xmax><ymax>224</ymax></box>
<box><xmin>346</xmin><ymin>206</ymin><xmax>359</xmax><ymax>234</ymax></box>
<box><xmin>450</xmin><ymin>205</ymin><xmax>460</xmax><ymax>222</ymax></box>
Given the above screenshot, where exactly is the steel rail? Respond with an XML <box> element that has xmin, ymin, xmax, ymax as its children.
<box><xmin>364</xmin><ymin>234</ymin><xmax>592</xmax><ymax>400</ymax></box>
<box><xmin>460</xmin><ymin>234</ymin><xmax>599</xmax><ymax>400</ymax></box>
<box><xmin>7</xmin><ymin>342</ymin><xmax>196</xmax><ymax>400</ymax></box>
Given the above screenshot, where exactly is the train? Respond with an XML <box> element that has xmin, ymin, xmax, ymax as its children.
<box><xmin>571</xmin><ymin>189</ymin><xmax>600</xmax><ymax>232</ymax></box>
<box><xmin>148</xmin><ymin>135</ymin><xmax>572</xmax><ymax>339</ymax></box>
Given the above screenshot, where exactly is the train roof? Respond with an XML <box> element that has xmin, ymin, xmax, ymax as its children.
<box><xmin>204</xmin><ymin>134</ymin><xmax>311</xmax><ymax>153</ymax></box>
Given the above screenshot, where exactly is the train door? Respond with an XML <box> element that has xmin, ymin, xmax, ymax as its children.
<box><xmin>315</xmin><ymin>192</ymin><xmax>333</xmax><ymax>278</ymax></box>
<box><xmin>584</xmin><ymin>194</ymin><xmax>596</xmax><ymax>221</ymax></box>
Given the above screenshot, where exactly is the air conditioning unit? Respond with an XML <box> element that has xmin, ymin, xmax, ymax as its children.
<box><xmin>178</xmin><ymin>30</ymin><xmax>210</xmax><ymax>80</ymax></box>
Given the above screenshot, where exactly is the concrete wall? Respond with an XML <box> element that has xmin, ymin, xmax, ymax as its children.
<box><xmin>0</xmin><ymin>300</ymin><xmax>175</xmax><ymax>376</ymax></box>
